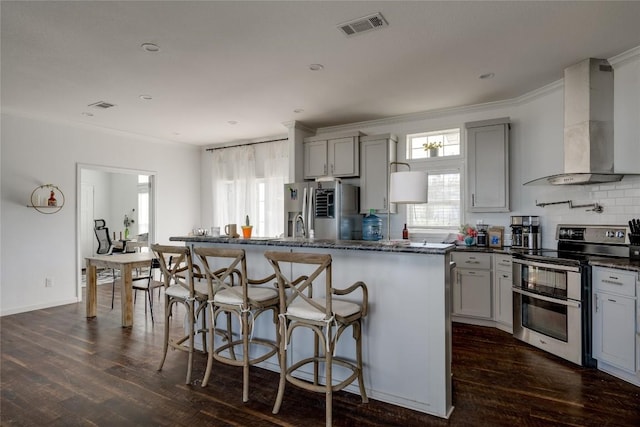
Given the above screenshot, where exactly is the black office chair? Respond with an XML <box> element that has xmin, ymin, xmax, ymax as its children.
<box><xmin>94</xmin><ymin>219</ymin><xmax>121</xmax><ymax>255</ymax></box>
<box><xmin>94</xmin><ymin>219</ymin><xmax>123</xmax><ymax>308</ymax></box>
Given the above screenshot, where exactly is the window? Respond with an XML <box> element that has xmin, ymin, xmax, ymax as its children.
<box><xmin>407</xmin><ymin>128</ymin><xmax>460</xmax><ymax>160</ymax></box>
<box><xmin>211</xmin><ymin>140</ymin><xmax>288</xmax><ymax>238</ymax></box>
<box><xmin>407</xmin><ymin>171</ymin><xmax>461</xmax><ymax>229</ymax></box>
<box><xmin>406</xmin><ymin>128</ymin><xmax>462</xmax><ymax>231</ymax></box>
<box><xmin>137</xmin><ymin>175</ymin><xmax>150</xmax><ymax>235</ymax></box>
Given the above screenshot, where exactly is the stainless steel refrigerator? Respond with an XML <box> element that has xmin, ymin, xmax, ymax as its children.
<box><xmin>284</xmin><ymin>180</ymin><xmax>360</xmax><ymax>240</ymax></box>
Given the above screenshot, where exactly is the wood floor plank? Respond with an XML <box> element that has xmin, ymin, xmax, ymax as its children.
<box><xmin>2</xmin><ymin>284</ymin><xmax>639</xmax><ymax>426</ymax></box>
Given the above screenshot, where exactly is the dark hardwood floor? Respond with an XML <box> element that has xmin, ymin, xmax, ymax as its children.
<box><xmin>2</xmin><ymin>283</ymin><xmax>639</xmax><ymax>426</ymax></box>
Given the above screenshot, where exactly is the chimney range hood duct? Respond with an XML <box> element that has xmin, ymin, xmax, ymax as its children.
<box><xmin>525</xmin><ymin>58</ymin><xmax>624</xmax><ymax>185</ymax></box>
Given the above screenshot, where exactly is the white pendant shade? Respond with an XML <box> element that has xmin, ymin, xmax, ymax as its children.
<box><xmin>390</xmin><ymin>171</ymin><xmax>428</xmax><ymax>204</ymax></box>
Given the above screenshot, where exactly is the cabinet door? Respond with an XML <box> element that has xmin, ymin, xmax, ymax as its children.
<box><xmin>467</xmin><ymin>122</ymin><xmax>509</xmax><ymax>212</ymax></box>
<box><xmin>328</xmin><ymin>136</ymin><xmax>358</xmax><ymax>177</ymax></box>
<box><xmin>304</xmin><ymin>140</ymin><xmax>327</xmax><ymax>179</ymax></box>
<box><xmin>593</xmin><ymin>292</ymin><xmax>636</xmax><ymax>372</ymax></box>
<box><xmin>494</xmin><ymin>270</ymin><xmax>513</xmax><ymax>326</ymax></box>
<box><xmin>453</xmin><ymin>268</ymin><xmax>492</xmax><ymax>319</ymax></box>
<box><xmin>360</xmin><ymin>138</ymin><xmax>393</xmax><ymax>213</ymax></box>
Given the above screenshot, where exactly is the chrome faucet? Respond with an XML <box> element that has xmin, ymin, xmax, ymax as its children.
<box><xmin>294</xmin><ymin>214</ymin><xmax>306</xmax><ymax>238</ymax></box>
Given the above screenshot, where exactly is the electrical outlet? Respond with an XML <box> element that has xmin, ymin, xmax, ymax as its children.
<box><xmin>45</xmin><ymin>278</ymin><xmax>53</xmax><ymax>287</ymax></box>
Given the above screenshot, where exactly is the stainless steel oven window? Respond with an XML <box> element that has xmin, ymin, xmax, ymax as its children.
<box><xmin>521</xmin><ymin>294</ymin><xmax>568</xmax><ymax>341</ymax></box>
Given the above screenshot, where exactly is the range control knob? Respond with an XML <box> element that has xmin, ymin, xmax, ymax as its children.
<box><xmin>605</xmin><ymin>231</ymin><xmax>615</xmax><ymax>238</ymax></box>
<box><xmin>615</xmin><ymin>231</ymin><xmax>625</xmax><ymax>238</ymax></box>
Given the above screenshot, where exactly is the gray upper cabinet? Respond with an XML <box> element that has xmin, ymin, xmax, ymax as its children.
<box><xmin>303</xmin><ymin>132</ymin><xmax>361</xmax><ymax>179</ymax></box>
<box><xmin>465</xmin><ymin>118</ymin><xmax>510</xmax><ymax>212</ymax></box>
<box><xmin>359</xmin><ymin>134</ymin><xmax>397</xmax><ymax>214</ymax></box>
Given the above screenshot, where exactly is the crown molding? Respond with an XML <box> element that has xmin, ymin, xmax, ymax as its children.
<box><xmin>609</xmin><ymin>45</ymin><xmax>640</xmax><ymax>67</ymax></box>
<box><xmin>315</xmin><ymin>82</ymin><xmax>564</xmax><ymax>135</ymax></box>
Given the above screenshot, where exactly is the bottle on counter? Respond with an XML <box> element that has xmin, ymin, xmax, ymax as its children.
<box><xmin>402</xmin><ymin>224</ymin><xmax>409</xmax><ymax>240</ymax></box>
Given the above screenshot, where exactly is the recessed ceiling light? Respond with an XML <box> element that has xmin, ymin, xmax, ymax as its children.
<box><xmin>309</xmin><ymin>64</ymin><xmax>324</xmax><ymax>71</ymax></box>
<box><xmin>479</xmin><ymin>72</ymin><xmax>495</xmax><ymax>80</ymax></box>
<box><xmin>141</xmin><ymin>43</ymin><xmax>160</xmax><ymax>53</ymax></box>
<box><xmin>228</xmin><ymin>120</ymin><xmax>239</xmax><ymax>125</ymax></box>
<box><xmin>293</xmin><ymin>108</ymin><xmax>305</xmax><ymax>114</ymax></box>
<box><xmin>139</xmin><ymin>95</ymin><xmax>153</xmax><ymax>100</ymax></box>
<box><xmin>81</xmin><ymin>112</ymin><xmax>93</xmax><ymax>117</ymax></box>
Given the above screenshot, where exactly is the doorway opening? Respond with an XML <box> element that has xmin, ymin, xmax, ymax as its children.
<box><xmin>76</xmin><ymin>164</ymin><xmax>156</xmax><ymax>299</ymax></box>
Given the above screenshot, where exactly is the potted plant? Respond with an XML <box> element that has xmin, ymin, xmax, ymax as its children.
<box><xmin>423</xmin><ymin>141</ymin><xmax>443</xmax><ymax>157</ymax></box>
<box><xmin>242</xmin><ymin>215</ymin><xmax>253</xmax><ymax>239</ymax></box>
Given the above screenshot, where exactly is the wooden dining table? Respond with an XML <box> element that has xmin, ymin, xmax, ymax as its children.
<box><xmin>85</xmin><ymin>252</ymin><xmax>156</xmax><ymax>327</ymax></box>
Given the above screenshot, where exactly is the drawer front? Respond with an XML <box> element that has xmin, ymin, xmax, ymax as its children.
<box><xmin>494</xmin><ymin>254</ymin><xmax>512</xmax><ymax>272</ymax></box>
<box><xmin>452</xmin><ymin>252</ymin><xmax>491</xmax><ymax>270</ymax></box>
<box><xmin>593</xmin><ymin>267</ymin><xmax>637</xmax><ymax>297</ymax></box>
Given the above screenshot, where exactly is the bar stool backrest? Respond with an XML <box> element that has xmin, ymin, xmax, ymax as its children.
<box><xmin>150</xmin><ymin>244</ymin><xmax>195</xmax><ymax>295</ymax></box>
<box><xmin>192</xmin><ymin>247</ymin><xmax>245</xmax><ymax>302</ymax></box>
<box><xmin>264</xmin><ymin>251</ymin><xmax>333</xmax><ymax>321</ymax></box>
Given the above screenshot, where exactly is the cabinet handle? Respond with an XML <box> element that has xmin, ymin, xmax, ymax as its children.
<box><xmin>502</xmin><ymin>274</ymin><xmax>509</xmax><ymax>278</ymax></box>
<box><xmin>465</xmin><ymin>260</ymin><xmax>480</xmax><ymax>264</ymax></box>
<box><xmin>471</xmin><ymin>194</ymin><xmax>475</xmax><ymax>207</ymax></box>
<box><xmin>324</xmin><ymin>164</ymin><xmax>327</xmax><ymax>174</ymax></box>
<box><xmin>595</xmin><ymin>294</ymin><xmax>599</xmax><ymax>312</ymax></box>
<box><xmin>602</xmin><ymin>279</ymin><xmax>623</xmax><ymax>286</ymax></box>
<box><xmin>608</xmin><ymin>298</ymin><xmax>617</xmax><ymax>303</ymax></box>
<box><xmin>383</xmin><ymin>197</ymin><xmax>387</xmax><ymax>209</ymax></box>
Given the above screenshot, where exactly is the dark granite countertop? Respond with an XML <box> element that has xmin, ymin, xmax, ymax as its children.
<box><xmin>588</xmin><ymin>257</ymin><xmax>640</xmax><ymax>273</ymax></box>
<box><xmin>453</xmin><ymin>246</ymin><xmax>640</xmax><ymax>272</ymax></box>
<box><xmin>170</xmin><ymin>236</ymin><xmax>455</xmax><ymax>255</ymax></box>
<box><xmin>451</xmin><ymin>245</ymin><xmax>515</xmax><ymax>255</ymax></box>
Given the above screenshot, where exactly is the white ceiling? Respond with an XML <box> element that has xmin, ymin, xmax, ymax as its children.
<box><xmin>2</xmin><ymin>1</ymin><xmax>640</xmax><ymax>146</ymax></box>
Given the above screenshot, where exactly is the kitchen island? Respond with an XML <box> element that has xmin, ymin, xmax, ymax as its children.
<box><xmin>170</xmin><ymin>236</ymin><xmax>455</xmax><ymax>419</ymax></box>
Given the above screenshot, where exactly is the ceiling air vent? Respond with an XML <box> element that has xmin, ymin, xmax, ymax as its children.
<box><xmin>88</xmin><ymin>101</ymin><xmax>116</xmax><ymax>109</ymax></box>
<box><xmin>338</xmin><ymin>12</ymin><xmax>388</xmax><ymax>37</ymax></box>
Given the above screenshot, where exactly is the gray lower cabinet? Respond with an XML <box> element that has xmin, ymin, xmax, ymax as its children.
<box><xmin>452</xmin><ymin>252</ymin><xmax>492</xmax><ymax>319</ymax></box>
<box><xmin>493</xmin><ymin>254</ymin><xmax>513</xmax><ymax>331</ymax></box>
<box><xmin>592</xmin><ymin>267</ymin><xmax>637</xmax><ymax>373</ymax></box>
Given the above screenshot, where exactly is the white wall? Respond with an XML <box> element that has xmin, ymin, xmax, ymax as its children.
<box><xmin>1</xmin><ymin>113</ymin><xmax>201</xmax><ymax>316</ymax></box>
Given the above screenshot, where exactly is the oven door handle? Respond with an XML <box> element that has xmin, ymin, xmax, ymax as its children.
<box><xmin>512</xmin><ymin>287</ymin><xmax>582</xmax><ymax>308</ymax></box>
<box><xmin>512</xmin><ymin>258</ymin><xmax>580</xmax><ymax>273</ymax></box>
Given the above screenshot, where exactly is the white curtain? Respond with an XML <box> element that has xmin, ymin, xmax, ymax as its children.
<box><xmin>211</xmin><ymin>140</ymin><xmax>287</xmax><ymax>237</ymax></box>
<box><xmin>261</xmin><ymin>140</ymin><xmax>288</xmax><ymax>237</ymax></box>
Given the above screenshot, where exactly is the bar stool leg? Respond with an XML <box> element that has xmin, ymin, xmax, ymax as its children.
<box><xmin>158</xmin><ymin>298</ymin><xmax>171</xmax><ymax>371</ymax></box>
<box><xmin>355</xmin><ymin>321</ymin><xmax>368</xmax><ymax>403</ymax></box>
<box><xmin>272</xmin><ymin>317</ymin><xmax>287</xmax><ymax>414</ymax></box>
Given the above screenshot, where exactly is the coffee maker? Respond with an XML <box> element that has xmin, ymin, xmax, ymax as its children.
<box><xmin>510</xmin><ymin>216</ymin><xmax>541</xmax><ymax>249</ymax></box>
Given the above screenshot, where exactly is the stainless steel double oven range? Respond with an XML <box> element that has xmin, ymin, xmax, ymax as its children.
<box><xmin>512</xmin><ymin>224</ymin><xmax>630</xmax><ymax>367</ymax></box>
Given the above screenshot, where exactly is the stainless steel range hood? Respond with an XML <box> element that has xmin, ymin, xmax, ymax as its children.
<box><xmin>525</xmin><ymin>58</ymin><xmax>624</xmax><ymax>185</ymax></box>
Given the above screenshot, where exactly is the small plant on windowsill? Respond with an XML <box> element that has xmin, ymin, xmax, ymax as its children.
<box><xmin>423</xmin><ymin>141</ymin><xmax>443</xmax><ymax>157</ymax></box>
<box><xmin>423</xmin><ymin>142</ymin><xmax>443</xmax><ymax>150</ymax></box>
<box><xmin>242</xmin><ymin>215</ymin><xmax>253</xmax><ymax>239</ymax></box>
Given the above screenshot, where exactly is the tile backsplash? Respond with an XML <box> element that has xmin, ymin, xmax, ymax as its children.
<box><xmin>538</xmin><ymin>175</ymin><xmax>640</xmax><ymax>246</ymax></box>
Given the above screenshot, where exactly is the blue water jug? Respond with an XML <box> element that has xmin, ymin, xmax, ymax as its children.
<box><xmin>362</xmin><ymin>209</ymin><xmax>383</xmax><ymax>241</ymax></box>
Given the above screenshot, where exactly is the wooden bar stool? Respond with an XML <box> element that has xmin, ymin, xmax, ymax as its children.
<box><xmin>193</xmin><ymin>247</ymin><xmax>279</xmax><ymax>402</ymax></box>
<box><xmin>151</xmin><ymin>244</ymin><xmax>208</xmax><ymax>384</ymax></box>
<box><xmin>264</xmin><ymin>251</ymin><xmax>369</xmax><ymax>427</ymax></box>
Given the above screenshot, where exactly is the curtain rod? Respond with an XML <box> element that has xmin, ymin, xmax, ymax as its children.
<box><xmin>205</xmin><ymin>138</ymin><xmax>288</xmax><ymax>152</ymax></box>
